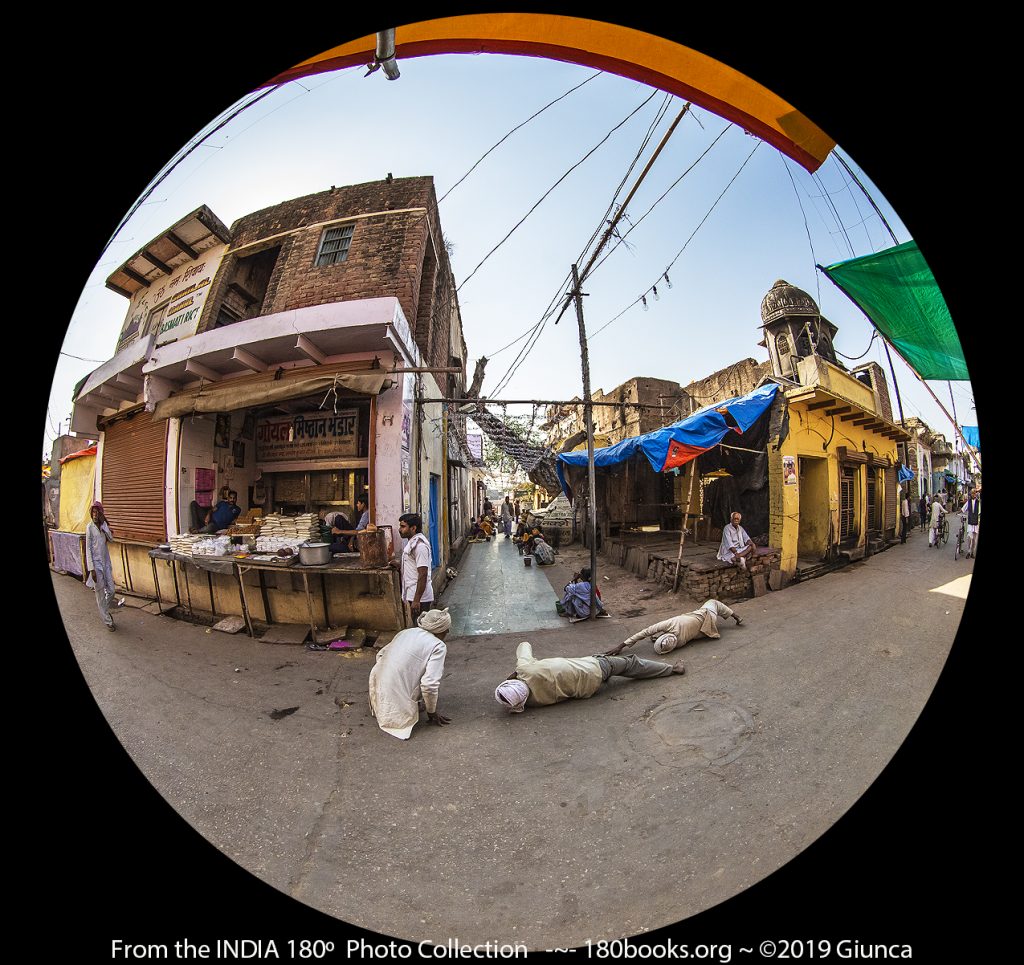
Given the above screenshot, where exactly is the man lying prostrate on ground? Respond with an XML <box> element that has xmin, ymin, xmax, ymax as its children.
<box><xmin>494</xmin><ymin>640</ymin><xmax>685</xmax><ymax>713</ymax></box>
<box><xmin>560</xmin><ymin>567</ymin><xmax>610</xmax><ymax>622</ymax></box>
<box><xmin>368</xmin><ymin>607</ymin><xmax>453</xmax><ymax>739</ymax></box>
<box><xmin>605</xmin><ymin>599</ymin><xmax>742</xmax><ymax>657</ymax></box>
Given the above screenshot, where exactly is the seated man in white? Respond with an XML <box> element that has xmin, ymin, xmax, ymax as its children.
<box><xmin>717</xmin><ymin>511</ymin><xmax>756</xmax><ymax>570</ymax></box>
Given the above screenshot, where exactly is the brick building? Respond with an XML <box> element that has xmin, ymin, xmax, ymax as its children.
<box><xmin>66</xmin><ymin>176</ymin><xmax>474</xmax><ymax>633</ymax></box>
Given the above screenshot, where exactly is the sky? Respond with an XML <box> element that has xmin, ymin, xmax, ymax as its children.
<box><xmin>43</xmin><ymin>43</ymin><xmax>977</xmax><ymax>466</ymax></box>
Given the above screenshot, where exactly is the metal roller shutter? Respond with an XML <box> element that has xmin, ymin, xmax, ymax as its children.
<box><xmin>101</xmin><ymin>411</ymin><xmax>167</xmax><ymax>542</ymax></box>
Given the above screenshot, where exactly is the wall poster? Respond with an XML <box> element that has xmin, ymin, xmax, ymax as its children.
<box><xmin>783</xmin><ymin>455</ymin><xmax>797</xmax><ymax>486</ymax></box>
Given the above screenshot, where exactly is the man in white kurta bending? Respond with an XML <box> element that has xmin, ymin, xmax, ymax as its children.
<box><xmin>717</xmin><ymin>511</ymin><xmax>756</xmax><ymax>569</ymax></box>
<box><xmin>368</xmin><ymin>608</ymin><xmax>452</xmax><ymax>740</ymax></box>
<box><xmin>605</xmin><ymin>599</ymin><xmax>742</xmax><ymax>657</ymax></box>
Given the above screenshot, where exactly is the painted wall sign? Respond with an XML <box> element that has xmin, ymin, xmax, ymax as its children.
<box><xmin>116</xmin><ymin>244</ymin><xmax>226</xmax><ymax>352</ymax></box>
<box><xmin>256</xmin><ymin>409</ymin><xmax>359</xmax><ymax>463</ymax></box>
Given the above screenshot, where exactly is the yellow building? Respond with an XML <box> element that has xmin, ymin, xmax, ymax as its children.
<box><xmin>759</xmin><ymin>283</ymin><xmax>910</xmax><ymax>582</ymax></box>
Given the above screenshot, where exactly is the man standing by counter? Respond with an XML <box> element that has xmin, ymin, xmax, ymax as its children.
<box><xmin>397</xmin><ymin>512</ymin><xmax>434</xmax><ymax>623</ymax></box>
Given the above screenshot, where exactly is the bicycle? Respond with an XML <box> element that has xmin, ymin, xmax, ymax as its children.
<box><xmin>953</xmin><ymin>514</ymin><xmax>966</xmax><ymax>560</ymax></box>
<box><xmin>939</xmin><ymin>513</ymin><xmax>950</xmax><ymax>546</ymax></box>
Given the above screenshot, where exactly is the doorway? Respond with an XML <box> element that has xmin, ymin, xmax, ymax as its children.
<box><xmin>797</xmin><ymin>456</ymin><xmax>829</xmax><ymax>561</ymax></box>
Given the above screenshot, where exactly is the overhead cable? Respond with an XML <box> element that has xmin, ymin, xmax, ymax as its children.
<box><xmin>590</xmin><ymin>141</ymin><xmax>762</xmax><ymax>340</ymax></box>
<box><xmin>457</xmin><ymin>89</ymin><xmax>660</xmax><ymax>293</ymax></box>
<box><xmin>439</xmin><ymin>71</ymin><xmax>603</xmax><ymax>204</ymax></box>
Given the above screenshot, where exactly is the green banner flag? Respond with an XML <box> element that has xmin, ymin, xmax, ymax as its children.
<box><xmin>821</xmin><ymin>241</ymin><xmax>968</xmax><ymax>381</ymax></box>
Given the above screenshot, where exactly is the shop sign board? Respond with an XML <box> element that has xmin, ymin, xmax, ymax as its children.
<box><xmin>256</xmin><ymin>409</ymin><xmax>359</xmax><ymax>462</ymax></box>
<box><xmin>116</xmin><ymin>244</ymin><xmax>226</xmax><ymax>352</ymax></box>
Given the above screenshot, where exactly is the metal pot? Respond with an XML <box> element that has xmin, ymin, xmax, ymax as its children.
<box><xmin>299</xmin><ymin>542</ymin><xmax>331</xmax><ymax>566</ymax></box>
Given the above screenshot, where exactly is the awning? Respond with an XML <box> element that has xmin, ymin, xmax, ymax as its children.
<box><xmin>557</xmin><ymin>383</ymin><xmax>779</xmax><ymax>495</ymax></box>
<box><xmin>819</xmin><ymin>241</ymin><xmax>968</xmax><ymax>381</ymax></box>
<box><xmin>961</xmin><ymin>425</ymin><xmax>980</xmax><ymax>449</ymax></box>
<box><xmin>152</xmin><ymin>370</ymin><xmax>390</xmax><ymax>419</ymax></box>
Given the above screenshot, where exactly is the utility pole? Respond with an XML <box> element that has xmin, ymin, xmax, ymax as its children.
<box><xmin>570</xmin><ymin>263</ymin><xmax>598</xmax><ymax>620</ymax></box>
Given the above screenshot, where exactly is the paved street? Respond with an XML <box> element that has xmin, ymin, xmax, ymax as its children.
<box><xmin>51</xmin><ymin>526</ymin><xmax>975</xmax><ymax>948</ymax></box>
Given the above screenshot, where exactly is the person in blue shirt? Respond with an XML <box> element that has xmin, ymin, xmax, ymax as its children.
<box><xmin>199</xmin><ymin>490</ymin><xmax>241</xmax><ymax>533</ymax></box>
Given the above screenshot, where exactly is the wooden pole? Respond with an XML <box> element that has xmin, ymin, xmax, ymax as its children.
<box><xmin>672</xmin><ymin>461</ymin><xmax>698</xmax><ymax>593</ymax></box>
<box><xmin>571</xmin><ymin>263</ymin><xmax>599</xmax><ymax>620</ymax></box>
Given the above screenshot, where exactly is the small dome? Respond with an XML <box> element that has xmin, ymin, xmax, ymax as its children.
<box><xmin>761</xmin><ymin>279</ymin><xmax>822</xmax><ymax>325</ymax></box>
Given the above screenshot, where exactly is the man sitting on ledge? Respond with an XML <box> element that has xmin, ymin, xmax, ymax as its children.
<box><xmin>717</xmin><ymin>511</ymin><xmax>756</xmax><ymax>570</ymax></box>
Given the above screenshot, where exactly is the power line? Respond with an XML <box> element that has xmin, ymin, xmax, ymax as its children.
<box><xmin>587</xmin><ymin>122</ymin><xmax>731</xmax><ymax>279</ymax></box>
<box><xmin>780</xmin><ymin>154</ymin><xmax>822</xmax><ymax>306</ymax></box>
<box><xmin>60</xmin><ymin>351</ymin><xmax>107</xmax><ymax>363</ymax></box>
<box><xmin>484</xmin><ymin>95</ymin><xmax>679</xmax><ymax>396</ymax></box>
<box><xmin>457</xmin><ymin>89</ymin><xmax>660</xmax><ymax>293</ymax></box>
<box><xmin>590</xmin><ymin>141</ymin><xmax>762</xmax><ymax>340</ymax></box>
<box><xmin>438</xmin><ymin>71</ymin><xmax>602</xmax><ymax>204</ymax></box>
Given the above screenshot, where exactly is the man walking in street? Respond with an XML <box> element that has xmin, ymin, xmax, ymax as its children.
<box><xmin>960</xmin><ymin>488</ymin><xmax>981</xmax><ymax>558</ymax></box>
<box><xmin>718</xmin><ymin>511</ymin><xmax>756</xmax><ymax>569</ymax></box>
<box><xmin>900</xmin><ymin>488</ymin><xmax>911</xmax><ymax>544</ymax></box>
<box><xmin>369</xmin><ymin>608</ymin><xmax>452</xmax><ymax>739</ymax></box>
<box><xmin>928</xmin><ymin>495</ymin><xmax>944</xmax><ymax>548</ymax></box>
<box><xmin>397</xmin><ymin>512</ymin><xmax>434</xmax><ymax>624</ymax></box>
<box><xmin>85</xmin><ymin>501</ymin><xmax>125</xmax><ymax>632</ymax></box>
<box><xmin>494</xmin><ymin>639</ymin><xmax>685</xmax><ymax>713</ymax></box>
<box><xmin>501</xmin><ymin>496</ymin><xmax>514</xmax><ymax>538</ymax></box>
<box><xmin>919</xmin><ymin>493</ymin><xmax>928</xmax><ymax>531</ymax></box>
<box><xmin>606</xmin><ymin>599</ymin><xmax>742</xmax><ymax>656</ymax></box>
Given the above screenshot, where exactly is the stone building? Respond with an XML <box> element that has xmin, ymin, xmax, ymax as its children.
<box><xmin>64</xmin><ymin>176</ymin><xmax>474</xmax><ymax>632</ymax></box>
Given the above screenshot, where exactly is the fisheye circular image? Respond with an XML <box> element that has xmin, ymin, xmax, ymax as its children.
<box><xmin>44</xmin><ymin>14</ymin><xmax>981</xmax><ymax>953</ymax></box>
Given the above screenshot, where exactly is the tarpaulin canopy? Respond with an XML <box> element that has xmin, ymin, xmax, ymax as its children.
<box><xmin>960</xmin><ymin>425</ymin><xmax>980</xmax><ymax>449</ymax></box>
<box><xmin>897</xmin><ymin>464</ymin><xmax>915</xmax><ymax>483</ymax></box>
<box><xmin>151</xmin><ymin>370</ymin><xmax>390</xmax><ymax>420</ymax></box>
<box><xmin>557</xmin><ymin>383</ymin><xmax>779</xmax><ymax>496</ymax></box>
<box><xmin>820</xmin><ymin>241</ymin><xmax>968</xmax><ymax>381</ymax></box>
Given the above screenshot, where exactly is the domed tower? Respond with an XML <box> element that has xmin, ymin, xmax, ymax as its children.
<box><xmin>758</xmin><ymin>279</ymin><xmax>839</xmax><ymax>382</ymax></box>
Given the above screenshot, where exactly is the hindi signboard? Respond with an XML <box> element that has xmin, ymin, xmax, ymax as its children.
<box><xmin>256</xmin><ymin>410</ymin><xmax>359</xmax><ymax>463</ymax></box>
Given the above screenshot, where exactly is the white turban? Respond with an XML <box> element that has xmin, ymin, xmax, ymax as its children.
<box><xmin>418</xmin><ymin>607</ymin><xmax>452</xmax><ymax>634</ymax></box>
<box><xmin>653</xmin><ymin>633</ymin><xmax>679</xmax><ymax>655</ymax></box>
<box><xmin>495</xmin><ymin>679</ymin><xmax>530</xmax><ymax>712</ymax></box>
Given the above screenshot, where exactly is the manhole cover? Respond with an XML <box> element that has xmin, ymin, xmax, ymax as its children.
<box><xmin>636</xmin><ymin>696</ymin><xmax>755</xmax><ymax>767</ymax></box>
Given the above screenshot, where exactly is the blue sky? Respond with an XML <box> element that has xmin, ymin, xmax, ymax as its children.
<box><xmin>44</xmin><ymin>50</ymin><xmax>976</xmax><ymax>459</ymax></box>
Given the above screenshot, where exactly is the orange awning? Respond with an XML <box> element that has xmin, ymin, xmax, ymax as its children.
<box><xmin>266</xmin><ymin>15</ymin><xmax>834</xmax><ymax>172</ymax></box>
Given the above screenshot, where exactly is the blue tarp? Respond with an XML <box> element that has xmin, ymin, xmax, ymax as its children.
<box><xmin>960</xmin><ymin>425</ymin><xmax>980</xmax><ymax>450</ymax></box>
<box><xmin>897</xmin><ymin>464</ymin><xmax>915</xmax><ymax>482</ymax></box>
<box><xmin>556</xmin><ymin>382</ymin><xmax>779</xmax><ymax>496</ymax></box>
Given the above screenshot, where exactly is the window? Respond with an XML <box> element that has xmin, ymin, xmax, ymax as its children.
<box><xmin>315</xmin><ymin>224</ymin><xmax>354</xmax><ymax>266</ymax></box>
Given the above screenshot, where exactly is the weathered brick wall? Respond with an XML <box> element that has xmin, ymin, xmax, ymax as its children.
<box><xmin>199</xmin><ymin>177</ymin><xmax>460</xmax><ymax>372</ymax></box>
<box><xmin>683</xmin><ymin>358</ymin><xmax>770</xmax><ymax>408</ymax></box>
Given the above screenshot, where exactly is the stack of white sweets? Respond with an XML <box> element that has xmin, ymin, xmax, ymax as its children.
<box><xmin>255</xmin><ymin>512</ymin><xmax>320</xmax><ymax>554</ymax></box>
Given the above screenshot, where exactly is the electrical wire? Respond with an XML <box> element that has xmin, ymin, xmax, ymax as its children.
<box><xmin>590</xmin><ymin>141</ymin><xmax>762</xmax><ymax>340</ymax></box>
<box><xmin>484</xmin><ymin>94</ymin><xmax>674</xmax><ymax>363</ymax></box>
<box><xmin>586</xmin><ymin>122</ymin><xmax>731</xmax><ymax>280</ymax></box>
<box><xmin>780</xmin><ymin>154</ymin><xmax>822</xmax><ymax>306</ymax></box>
<box><xmin>457</xmin><ymin>89</ymin><xmax>660</xmax><ymax>293</ymax></box>
<box><xmin>439</xmin><ymin>71</ymin><xmax>602</xmax><ymax>203</ymax></box>
<box><xmin>813</xmin><ymin>170</ymin><xmax>856</xmax><ymax>258</ymax></box>
<box><xmin>486</xmin><ymin>95</ymin><xmax>685</xmax><ymax>395</ymax></box>
<box><xmin>836</xmin><ymin>330</ymin><xmax>879</xmax><ymax>361</ymax></box>
<box><xmin>60</xmin><ymin>351</ymin><xmax>107</xmax><ymax>363</ymax></box>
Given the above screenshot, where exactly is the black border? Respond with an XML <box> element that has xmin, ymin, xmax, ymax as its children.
<box><xmin>36</xmin><ymin>7</ymin><xmax>992</xmax><ymax>958</ymax></box>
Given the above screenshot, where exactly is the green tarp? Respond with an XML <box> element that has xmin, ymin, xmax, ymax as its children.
<box><xmin>820</xmin><ymin>241</ymin><xmax>968</xmax><ymax>381</ymax></box>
